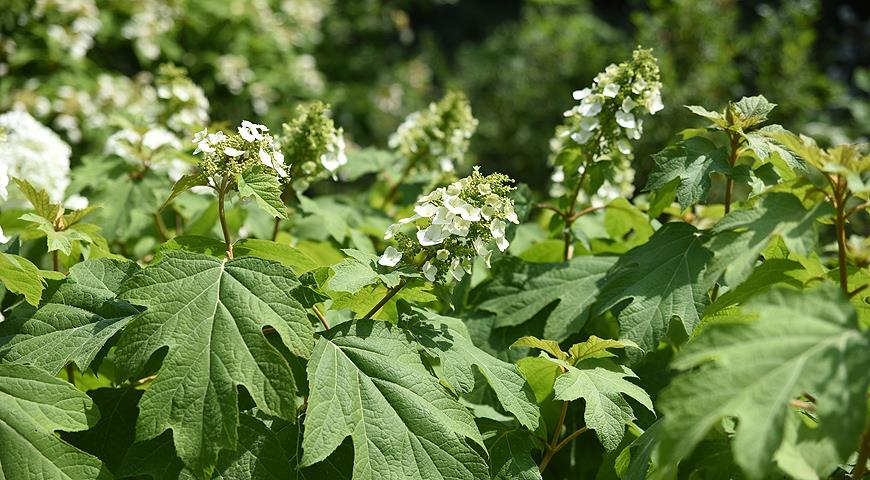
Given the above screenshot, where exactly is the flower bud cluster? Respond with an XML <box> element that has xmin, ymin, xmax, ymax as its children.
<box><xmin>379</xmin><ymin>168</ymin><xmax>519</xmax><ymax>283</ymax></box>
<box><xmin>388</xmin><ymin>91</ymin><xmax>478</xmax><ymax>174</ymax></box>
<box><xmin>193</xmin><ymin>121</ymin><xmax>286</xmax><ymax>180</ymax></box>
<box><xmin>35</xmin><ymin>0</ymin><xmax>102</xmax><ymax>60</ymax></box>
<box><xmin>557</xmin><ymin>48</ymin><xmax>662</xmax><ymax>167</ymax></box>
<box><xmin>278</xmin><ymin>102</ymin><xmax>347</xmax><ymax>192</ymax></box>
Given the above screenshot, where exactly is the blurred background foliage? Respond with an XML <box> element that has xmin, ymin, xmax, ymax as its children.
<box><xmin>1</xmin><ymin>0</ymin><xmax>867</xmax><ymax>192</ymax></box>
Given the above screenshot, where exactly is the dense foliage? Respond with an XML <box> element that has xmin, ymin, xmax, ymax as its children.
<box><xmin>2</xmin><ymin>1</ymin><xmax>870</xmax><ymax>479</ymax></box>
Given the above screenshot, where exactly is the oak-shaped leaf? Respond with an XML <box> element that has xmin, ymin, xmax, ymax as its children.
<box><xmin>0</xmin><ymin>363</ymin><xmax>111</xmax><ymax>479</ymax></box>
<box><xmin>301</xmin><ymin>319</ymin><xmax>489</xmax><ymax>480</ymax></box>
<box><xmin>644</xmin><ymin>137</ymin><xmax>730</xmax><ymax>211</ymax></box>
<box><xmin>114</xmin><ymin>251</ymin><xmax>317</xmax><ymax>476</ymax></box>
<box><xmin>656</xmin><ymin>285</ymin><xmax>870</xmax><ymax>479</ymax></box>
<box><xmin>707</xmin><ymin>192</ymin><xmax>831</xmax><ymax>288</ymax></box>
<box><xmin>480</xmin><ymin>419</ymin><xmax>542</xmax><ymax>480</ymax></box>
<box><xmin>0</xmin><ymin>258</ymin><xmax>140</xmax><ymax>374</ymax></box>
<box><xmin>477</xmin><ymin>255</ymin><xmax>616</xmax><ymax>341</ymax></box>
<box><xmin>594</xmin><ymin>222</ymin><xmax>714</xmax><ymax>353</ymax></box>
<box><xmin>404</xmin><ymin>310</ymin><xmax>540</xmax><ymax>430</ymax></box>
<box><xmin>553</xmin><ymin>359</ymin><xmax>653</xmax><ymax>450</ymax></box>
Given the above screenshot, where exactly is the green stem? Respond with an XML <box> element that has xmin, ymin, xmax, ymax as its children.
<box><xmin>381</xmin><ymin>157</ymin><xmax>418</xmax><ymax>210</ymax></box>
<box><xmin>363</xmin><ymin>279</ymin><xmax>408</xmax><ymax>320</ymax></box>
<box><xmin>217</xmin><ymin>183</ymin><xmax>234</xmax><ymax>259</ymax></box>
<box><xmin>154</xmin><ymin>212</ymin><xmax>170</xmax><ymax>242</ymax></box>
<box><xmin>835</xmin><ymin>188</ymin><xmax>849</xmax><ymax>295</ymax></box>
<box><xmin>724</xmin><ymin>133</ymin><xmax>740</xmax><ymax>214</ymax></box>
<box><xmin>855</xmin><ymin>416</ymin><xmax>870</xmax><ymax>479</ymax></box>
<box><xmin>52</xmin><ymin>250</ymin><xmax>59</xmax><ymax>272</ymax></box>
<box><xmin>562</xmin><ymin>163</ymin><xmax>590</xmax><ymax>261</ymax></box>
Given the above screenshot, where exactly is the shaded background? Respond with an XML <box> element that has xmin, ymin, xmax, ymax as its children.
<box><xmin>3</xmin><ymin>0</ymin><xmax>868</xmax><ymax>192</ymax></box>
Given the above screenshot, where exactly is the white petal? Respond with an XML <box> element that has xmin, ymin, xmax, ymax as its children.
<box><xmin>572</xmin><ymin>88</ymin><xmax>591</xmax><ymax>100</ymax></box>
<box><xmin>422</xmin><ymin>262</ymin><xmax>438</xmax><ymax>282</ymax></box>
<box><xmin>224</xmin><ymin>147</ymin><xmax>246</xmax><ymax>157</ymax></box>
<box><xmin>647</xmin><ymin>89</ymin><xmax>663</xmax><ymax>114</ymax></box>
<box><xmin>417</xmin><ymin>225</ymin><xmax>449</xmax><ymax>246</ymax></box>
<box><xmin>615</xmin><ymin>111</ymin><xmax>636</xmax><ymax>129</ymax></box>
<box><xmin>602</xmin><ymin>83</ymin><xmax>619</xmax><ymax>98</ymax></box>
<box><xmin>378</xmin><ymin>246</ymin><xmax>402</xmax><ymax>267</ymax></box>
<box><xmin>415</xmin><ymin>202</ymin><xmax>439</xmax><ymax>218</ymax></box>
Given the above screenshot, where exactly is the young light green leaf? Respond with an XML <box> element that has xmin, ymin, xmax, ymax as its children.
<box><xmin>656</xmin><ymin>285</ymin><xmax>870</xmax><ymax>479</ymax></box>
<box><xmin>477</xmin><ymin>256</ymin><xmax>616</xmax><ymax>341</ymax></box>
<box><xmin>0</xmin><ymin>258</ymin><xmax>140</xmax><ymax>374</ymax></box>
<box><xmin>115</xmin><ymin>251</ymin><xmax>316</xmax><ymax>476</ymax></box>
<box><xmin>0</xmin><ymin>252</ymin><xmax>44</xmax><ymax>305</ymax></box>
<box><xmin>594</xmin><ymin>222</ymin><xmax>714</xmax><ymax>353</ymax></box>
<box><xmin>741</xmin><ymin>124</ymin><xmax>805</xmax><ymax>177</ymax></box>
<box><xmin>0</xmin><ymin>363</ymin><xmax>111</xmax><ymax>479</ymax></box>
<box><xmin>684</xmin><ymin>105</ymin><xmax>726</xmax><ymax>126</ymax></box>
<box><xmin>12</xmin><ymin>176</ymin><xmax>61</xmax><ymax>220</ymax></box>
<box><xmin>406</xmin><ymin>315</ymin><xmax>540</xmax><ymax>430</ymax></box>
<box><xmin>733</xmin><ymin>95</ymin><xmax>776</xmax><ymax>128</ymax></box>
<box><xmin>567</xmin><ymin>336</ymin><xmax>633</xmax><ymax>363</ymax></box>
<box><xmin>237</xmin><ymin>167</ymin><xmax>287</xmax><ymax>218</ymax></box>
<box><xmin>302</xmin><ymin>320</ymin><xmax>488</xmax><ymax>480</ymax></box>
<box><xmin>644</xmin><ymin>137</ymin><xmax>730</xmax><ymax>211</ymax></box>
<box><xmin>21</xmin><ymin>212</ymin><xmax>94</xmax><ymax>255</ymax></box>
<box><xmin>554</xmin><ymin>359</ymin><xmax>653</xmax><ymax>451</ymax></box>
<box><xmin>512</xmin><ymin>336</ymin><xmax>568</xmax><ymax>362</ymax></box>
<box><xmin>707</xmin><ymin>192</ymin><xmax>831</xmax><ymax>287</ymax></box>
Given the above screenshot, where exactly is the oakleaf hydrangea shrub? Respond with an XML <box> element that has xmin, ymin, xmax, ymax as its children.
<box><xmin>3</xmin><ymin>25</ymin><xmax>870</xmax><ymax>480</ymax></box>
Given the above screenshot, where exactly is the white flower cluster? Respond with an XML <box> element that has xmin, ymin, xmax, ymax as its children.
<box><xmin>36</xmin><ymin>0</ymin><xmax>102</xmax><ymax>60</ymax></box>
<box><xmin>0</xmin><ymin>111</ymin><xmax>72</xmax><ymax>207</ymax></box>
<box><xmin>193</xmin><ymin>121</ymin><xmax>287</xmax><ymax>179</ymax></box>
<box><xmin>559</xmin><ymin>48</ymin><xmax>662</xmax><ymax>163</ymax></box>
<box><xmin>388</xmin><ymin>91</ymin><xmax>478</xmax><ymax>174</ymax></box>
<box><xmin>122</xmin><ymin>0</ymin><xmax>176</xmax><ymax>61</ymax></box>
<box><xmin>379</xmin><ymin>169</ymin><xmax>518</xmax><ymax>283</ymax></box>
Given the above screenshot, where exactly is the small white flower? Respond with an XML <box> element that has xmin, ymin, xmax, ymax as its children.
<box><xmin>647</xmin><ymin>89</ymin><xmax>663</xmax><ymax>114</ymax></box>
<box><xmin>495</xmin><ymin>235</ymin><xmax>509</xmax><ymax>252</ymax></box>
<box><xmin>378</xmin><ymin>246</ymin><xmax>402</xmax><ymax>267</ymax></box>
<box><xmin>505</xmin><ymin>205</ymin><xmax>519</xmax><ymax>224</ymax></box>
<box><xmin>477</xmin><ymin>183</ymin><xmax>492</xmax><ymax>195</ymax></box>
<box><xmin>571</xmin><ymin>130</ymin><xmax>594</xmax><ymax>145</ymax></box>
<box><xmin>224</xmin><ymin>146</ymin><xmax>245</xmax><ymax>157</ymax></box>
<box><xmin>602</xmin><ymin>83</ymin><xmax>619</xmax><ymax>98</ymax></box>
<box><xmin>578</xmin><ymin>100</ymin><xmax>602</xmax><ymax>117</ymax></box>
<box><xmin>616</xmin><ymin>111</ymin><xmax>636</xmax><ymax>129</ymax></box>
<box><xmin>621</xmin><ymin>97</ymin><xmax>637</xmax><ymax>112</ymax></box>
<box><xmin>384</xmin><ymin>223</ymin><xmax>401</xmax><ymax>240</ymax></box>
<box><xmin>572</xmin><ymin>88</ymin><xmax>591</xmax><ymax>100</ymax></box>
<box><xmin>418</xmin><ymin>225</ymin><xmax>449</xmax><ymax>246</ymax></box>
<box><xmin>422</xmin><ymin>262</ymin><xmax>438</xmax><ymax>282</ymax></box>
<box><xmin>415</xmin><ymin>202</ymin><xmax>439</xmax><ymax>218</ymax></box>
<box><xmin>436</xmin><ymin>249</ymin><xmax>450</xmax><ymax>261</ymax></box>
<box><xmin>448</xmin><ymin>216</ymin><xmax>470</xmax><ymax>236</ymax></box>
<box><xmin>450</xmin><ymin>258</ymin><xmax>465</xmax><ymax>281</ymax></box>
<box><xmin>616</xmin><ymin>139</ymin><xmax>632</xmax><ymax>155</ymax></box>
<box><xmin>490</xmin><ymin>218</ymin><xmax>506</xmax><ymax>238</ymax></box>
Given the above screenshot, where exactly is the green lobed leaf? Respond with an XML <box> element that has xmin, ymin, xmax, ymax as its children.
<box><xmin>237</xmin><ymin>167</ymin><xmax>287</xmax><ymax>219</ymax></box>
<box><xmin>12</xmin><ymin>177</ymin><xmax>61</xmax><ymax>220</ymax></box>
<box><xmin>115</xmin><ymin>251</ymin><xmax>316</xmax><ymax>476</ymax></box>
<box><xmin>63</xmin><ymin>387</ymin><xmax>142</xmax><ymax>472</ymax></box>
<box><xmin>733</xmin><ymin>95</ymin><xmax>776</xmax><ymax>128</ymax></box>
<box><xmin>301</xmin><ymin>319</ymin><xmax>489</xmax><ymax>480</ymax></box>
<box><xmin>594</xmin><ymin>222</ymin><xmax>714</xmax><ymax>353</ymax></box>
<box><xmin>707</xmin><ymin>192</ymin><xmax>831</xmax><ymax>288</ymax></box>
<box><xmin>480</xmin><ymin>420</ymin><xmax>542</xmax><ymax>480</ymax></box>
<box><xmin>0</xmin><ymin>251</ymin><xmax>44</xmax><ymax>305</ymax></box>
<box><xmin>553</xmin><ymin>359</ymin><xmax>654</xmax><ymax>451</ymax></box>
<box><xmin>656</xmin><ymin>285</ymin><xmax>870</xmax><ymax>479</ymax></box>
<box><xmin>161</xmin><ymin>173</ymin><xmax>209</xmax><ymax>211</ymax></box>
<box><xmin>644</xmin><ymin>136</ymin><xmax>730</xmax><ymax>211</ymax></box>
<box><xmin>406</xmin><ymin>313</ymin><xmax>540</xmax><ymax>430</ymax></box>
<box><xmin>0</xmin><ymin>258</ymin><xmax>140</xmax><ymax>374</ymax></box>
<box><xmin>0</xmin><ymin>363</ymin><xmax>111</xmax><ymax>479</ymax></box>
<box><xmin>234</xmin><ymin>238</ymin><xmax>320</xmax><ymax>274</ymax></box>
<box><xmin>477</xmin><ymin>255</ymin><xmax>616</xmax><ymax>341</ymax></box>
